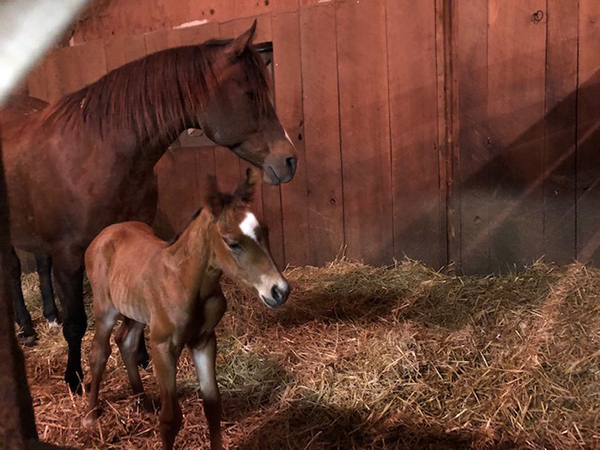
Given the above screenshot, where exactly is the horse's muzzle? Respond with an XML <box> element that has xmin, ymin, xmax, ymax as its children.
<box><xmin>261</xmin><ymin>280</ymin><xmax>290</xmax><ymax>308</ymax></box>
<box><xmin>263</xmin><ymin>141</ymin><xmax>298</xmax><ymax>185</ymax></box>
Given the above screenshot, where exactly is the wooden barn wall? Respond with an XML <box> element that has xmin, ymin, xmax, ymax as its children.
<box><xmin>20</xmin><ymin>0</ymin><xmax>600</xmax><ymax>273</ymax></box>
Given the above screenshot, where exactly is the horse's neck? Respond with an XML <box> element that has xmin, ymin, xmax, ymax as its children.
<box><xmin>166</xmin><ymin>212</ymin><xmax>217</xmax><ymax>298</ymax></box>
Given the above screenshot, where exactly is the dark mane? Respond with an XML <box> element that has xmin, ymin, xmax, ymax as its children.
<box><xmin>40</xmin><ymin>41</ymin><xmax>272</xmax><ymax>141</ymax></box>
<box><xmin>167</xmin><ymin>206</ymin><xmax>204</xmax><ymax>246</ymax></box>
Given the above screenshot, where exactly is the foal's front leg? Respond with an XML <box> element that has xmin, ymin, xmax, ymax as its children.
<box><xmin>191</xmin><ymin>332</ymin><xmax>222</xmax><ymax>450</ymax></box>
<box><xmin>151</xmin><ymin>340</ymin><xmax>182</xmax><ymax>450</ymax></box>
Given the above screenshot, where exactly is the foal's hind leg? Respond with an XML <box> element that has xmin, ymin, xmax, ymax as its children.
<box><xmin>190</xmin><ymin>332</ymin><xmax>222</xmax><ymax>450</ymax></box>
<box><xmin>136</xmin><ymin>330</ymin><xmax>150</xmax><ymax>369</ymax></box>
<box><xmin>83</xmin><ymin>306</ymin><xmax>118</xmax><ymax>428</ymax></box>
<box><xmin>115</xmin><ymin>318</ymin><xmax>151</xmax><ymax>410</ymax></box>
<box><xmin>9</xmin><ymin>248</ymin><xmax>36</xmax><ymax>345</ymax></box>
<box><xmin>151</xmin><ymin>340</ymin><xmax>182</xmax><ymax>450</ymax></box>
<box><xmin>35</xmin><ymin>253</ymin><xmax>60</xmax><ymax>327</ymax></box>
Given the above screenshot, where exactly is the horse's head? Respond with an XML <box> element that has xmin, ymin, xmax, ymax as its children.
<box><xmin>198</xmin><ymin>21</ymin><xmax>298</xmax><ymax>186</ymax></box>
<box><xmin>206</xmin><ymin>170</ymin><xmax>290</xmax><ymax>308</ymax></box>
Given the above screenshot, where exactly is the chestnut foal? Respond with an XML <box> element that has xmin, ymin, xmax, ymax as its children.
<box><xmin>83</xmin><ymin>171</ymin><xmax>289</xmax><ymax>449</ymax></box>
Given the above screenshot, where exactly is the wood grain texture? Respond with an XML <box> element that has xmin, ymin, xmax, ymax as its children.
<box><xmin>154</xmin><ymin>147</ymin><xmax>215</xmax><ymax>239</ymax></box>
<box><xmin>543</xmin><ymin>0</ymin><xmax>578</xmax><ymax>264</ymax></box>
<box><xmin>273</xmin><ymin>11</ymin><xmax>310</xmax><ymax>267</ymax></box>
<box><xmin>71</xmin><ymin>0</ymin><xmax>295</xmax><ymax>44</ymax></box>
<box><xmin>577</xmin><ymin>0</ymin><xmax>600</xmax><ymax>264</ymax></box>
<box><xmin>387</xmin><ymin>0</ymin><xmax>443</xmax><ymax>267</ymax></box>
<box><xmin>299</xmin><ymin>3</ymin><xmax>344</xmax><ymax>266</ymax></box>
<box><xmin>456</xmin><ymin>1</ymin><xmax>490</xmax><ymax>273</ymax></box>
<box><xmin>25</xmin><ymin>62</ymin><xmax>49</xmax><ymax>102</ymax></box>
<box><xmin>43</xmin><ymin>41</ymin><xmax>107</xmax><ymax>101</ymax></box>
<box><xmin>217</xmin><ymin>16</ymin><xmax>273</xmax><ymax>227</ymax></box>
<box><xmin>485</xmin><ymin>0</ymin><xmax>547</xmax><ymax>272</ymax></box>
<box><xmin>104</xmin><ymin>33</ymin><xmax>147</xmax><ymax>72</ymax></box>
<box><xmin>336</xmin><ymin>0</ymin><xmax>393</xmax><ymax>265</ymax></box>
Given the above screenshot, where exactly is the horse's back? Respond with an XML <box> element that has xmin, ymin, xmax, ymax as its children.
<box><xmin>86</xmin><ymin>221</ymin><xmax>163</xmax><ymax>324</ymax></box>
<box><xmin>86</xmin><ymin>221</ymin><xmax>162</xmax><ymax>268</ymax></box>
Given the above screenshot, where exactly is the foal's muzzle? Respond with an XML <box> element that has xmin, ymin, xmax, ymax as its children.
<box><xmin>260</xmin><ymin>280</ymin><xmax>290</xmax><ymax>309</ymax></box>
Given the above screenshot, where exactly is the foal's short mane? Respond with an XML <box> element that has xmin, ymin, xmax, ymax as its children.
<box><xmin>167</xmin><ymin>206</ymin><xmax>204</xmax><ymax>246</ymax></box>
<box><xmin>40</xmin><ymin>40</ymin><xmax>272</xmax><ymax>140</ymax></box>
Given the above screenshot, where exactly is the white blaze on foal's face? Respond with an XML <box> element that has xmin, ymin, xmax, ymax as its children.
<box><xmin>239</xmin><ymin>212</ymin><xmax>260</xmax><ymax>242</ymax></box>
<box><xmin>237</xmin><ymin>211</ymin><xmax>289</xmax><ymax>307</ymax></box>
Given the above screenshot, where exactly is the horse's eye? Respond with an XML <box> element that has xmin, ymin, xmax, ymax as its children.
<box><xmin>226</xmin><ymin>241</ymin><xmax>241</xmax><ymax>251</ymax></box>
<box><xmin>245</xmin><ymin>91</ymin><xmax>256</xmax><ymax>102</ymax></box>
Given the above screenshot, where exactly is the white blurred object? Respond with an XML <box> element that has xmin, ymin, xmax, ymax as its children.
<box><xmin>0</xmin><ymin>0</ymin><xmax>89</xmax><ymax>106</ymax></box>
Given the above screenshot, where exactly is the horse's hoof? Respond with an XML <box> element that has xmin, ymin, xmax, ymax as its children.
<box><xmin>65</xmin><ymin>370</ymin><xmax>83</xmax><ymax>395</ymax></box>
<box><xmin>18</xmin><ymin>328</ymin><xmax>38</xmax><ymax>347</ymax></box>
<box><xmin>137</xmin><ymin>352</ymin><xmax>150</xmax><ymax>369</ymax></box>
<box><xmin>140</xmin><ymin>396</ymin><xmax>158</xmax><ymax>414</ymax></box>
<box><xmin>47</xmin><ymin>319</ymin><xmax>60</xmax><ymax>330</ymax></box>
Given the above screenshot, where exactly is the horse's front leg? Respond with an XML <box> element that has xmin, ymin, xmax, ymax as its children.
<box><xmin>9</xmin><ymin>247</ymin><xmax>36</xmax><ymax>345</ymax></box>
<box><xmin>53</xmin><ymin>246</ymin><xmax>86</xmax><ymax>394</ymax></box>
<box><xmin>190</xmin><ymin>332</ymin><xmax>222</xmax><ymax>450</ymax></box>
<box><xmin>151</xmin><ymin>340</ymin><xmax>182</xmax><ymax>450</ymax></box>
<box><xmin>35</xmin><ymin>253</ymin><xmax>60</xmax><ymax>327</ymax></box>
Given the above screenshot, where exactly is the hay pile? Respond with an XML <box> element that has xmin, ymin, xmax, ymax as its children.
<box><xmin>22</xmin><ymin>259</ymin><xmax>600</xmax><ymax>449</ymax></box>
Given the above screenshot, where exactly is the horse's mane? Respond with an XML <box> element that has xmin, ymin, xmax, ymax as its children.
<box><xmin>167</xmin><ymin>206</ymin><xmax>204</xmax><ymax>246</ymax></box>
<box><xmin>40</xmin><ymin>40</ymin><xmax>272</xmax><ymax>140</ymax></box>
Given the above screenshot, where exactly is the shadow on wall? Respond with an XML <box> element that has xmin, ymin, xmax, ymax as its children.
<box><xmin>457</xmin><ymin>65</ymin><xmax>600</xmax><ymax>274</ymax></box>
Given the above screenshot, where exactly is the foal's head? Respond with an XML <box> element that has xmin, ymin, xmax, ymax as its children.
<box><xmin>200</xmin><ymin>21</ymin><xmax>298</xmax><ymax>186</ymax></box>
<box><xmin>207</xmin><ymin>170</ymin><xmax>290</xmax><ymax>308</ymax></box>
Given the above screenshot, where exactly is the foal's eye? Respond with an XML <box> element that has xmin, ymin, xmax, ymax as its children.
<box><xmin>227</xmin><ymin>241</ymin><xmax>241</xmax><ymax>251</ymax></box>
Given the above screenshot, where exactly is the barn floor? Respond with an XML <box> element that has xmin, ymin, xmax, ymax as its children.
<box><xmin>22</xmin><ymin>259</ymin><xmax>600</xmax><ymax>449</ymax></box>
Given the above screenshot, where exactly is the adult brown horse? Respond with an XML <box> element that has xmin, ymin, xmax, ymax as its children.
<box><xmin>0</xmin><ymin>21</ymin><xmax>297</xmax><ymax>393</ymax></box>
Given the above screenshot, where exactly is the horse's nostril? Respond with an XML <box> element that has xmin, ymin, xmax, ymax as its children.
<box><xmin>286</xmin><ymin>156</ymin><xmax>297</xmax><ymax>174</ymax></box>
<box><xmin>271</xmin><ymin>285</ymin><xmax>282</xmax><ymax>303</ymax></box>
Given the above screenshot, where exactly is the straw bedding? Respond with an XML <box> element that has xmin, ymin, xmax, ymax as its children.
<box><xmin>21</xmin><ymin>259</ymin><xmax>600</xmax><ymax>449</ymax></box>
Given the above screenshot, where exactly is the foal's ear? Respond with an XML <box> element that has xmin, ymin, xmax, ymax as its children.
<box><xmin>225</xmin><ymin>19</ymin><xmax>257</xmax><ymax>60</ymax></box>
<box><xmin>205</xmin><ymin>175</ymin><xmax>226</xmax><ymax>217</ymax></box>
<box><xmin>234</xmin><ymin>168</ymin><xmax>258</xmax><ymax>205</ymax></box>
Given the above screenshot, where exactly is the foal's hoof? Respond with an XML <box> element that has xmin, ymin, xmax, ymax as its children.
<box><xmin>82</xmin><ymin>410</ymin><xmax>99</xmax><ymax>428</ymax></box>
<box><xmin>134</xmin><ymin>395</ymin><xmax>157</xmax><ymax>414</ymax></box>
<box><xmin>65</xmin><ymin>370</ymin><xmax>84</xmax><ymax>395</ymax></box>
<box><xmin>18</xmin><ymin>327</ymin><xmax>38</xmax><ymax>347</ymax></box>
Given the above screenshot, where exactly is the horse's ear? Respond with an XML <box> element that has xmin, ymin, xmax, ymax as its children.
<box><xmin>225</xmin><ymin>19</ymin><xmax>257</xmax><ymax>60</ymax></box>
<box><xmin>206</xmin><ymin>175</ymin><xmax>225</xmax><ymax>217</ymax></box>
<box><xmin>234</xmin><ymin>168</ymin><xmax>258</xmax><ymax>205</ymax></box>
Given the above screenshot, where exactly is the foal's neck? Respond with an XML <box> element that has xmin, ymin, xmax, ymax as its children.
<box><xmin>166</xmin><ymin>211</ymin><xmax>221</xmax><ymax>300</ymax></box>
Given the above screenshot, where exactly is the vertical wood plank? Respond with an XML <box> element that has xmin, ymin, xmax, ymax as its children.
<box><xmin>387</xmin><ymin>0</ymin><xmax>443</xmax><ymax>267</ymax></box>
<box><xmin>544</xmin><ymin>0</ymin><xmax>578</xmax><ymax>264</ymax></box>
<box><xmin>154</xmin><ymin>146</ymin><xmax>214</xmax><ymax>239</ymax></box>
<box><xmin>226</xmin><ymin>15</ymin><xmax>284</xmax><ymax>268</ymax></box>
<box><xmin>336</xmin><ymin>0</ymin><xmax>393</xmax><ymax>265</ymax></box>
<box><xmin>299</xmin><ymin>3</ymin><xmax>344</xmax><ymax>266</ymax></box>
<box><xmin>217</xmin><ymin>16</ymin><xmax>272</xmax><ymax>223</ymax></box>
<box><xmin>485</xmin><ymin>0</ymin><xmax>546</xmax><ymax>272</ymax></box>
<box><xmin>456</xmin><ymin>0</ymin><xmax>490</xmax><ymax>273</ymax></box>
<box><xmin>273</xmin><ymin>11</ymin><xmax>310</xmax><ymax>267</ymax></box>
<box><xmin>577</xmin><ymin>0</ymin><xmax>600</xmax><ymax>263</ymax></box>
